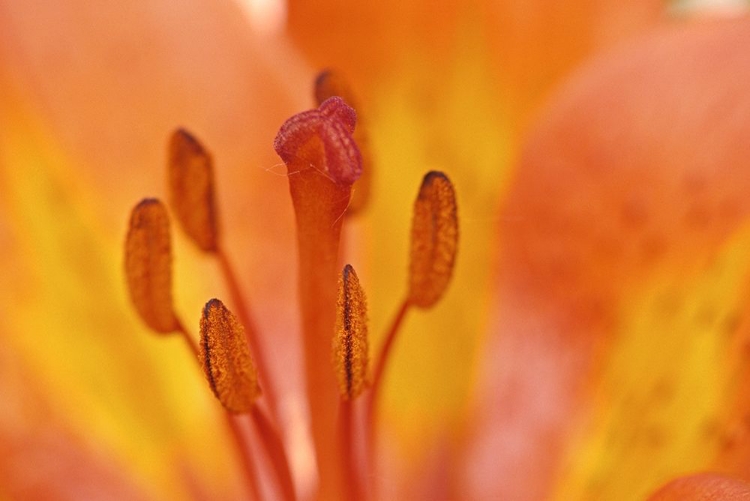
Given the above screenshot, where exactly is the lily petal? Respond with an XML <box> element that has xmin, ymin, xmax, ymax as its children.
<box><xmin>284</xmin><ymin>5</ymin><xmax>661</xmax><ymax>491</ymax></box>
<box><xmin>0</xmin><ymin>0</ymin><xmax>310</xmax><ymax>497</ymax></box>
<box><xmin>648</xmin><ymin>473</ymin><xmax>750</xmax><ymax>500</ymax></box>
<box><xmin>472</xmin><ymin>15</ymin><xmax>750</xmax><ymax>501</ymax></box>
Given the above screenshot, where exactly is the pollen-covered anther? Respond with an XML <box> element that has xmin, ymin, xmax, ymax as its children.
<box><xmin>273</xmin><ymin>96</ymin><xmax>362</xmax><ymax>186</ymax></box>
<box><xmin>125</xmin><ymin>198</ymin><xmax>179</xmax><ymax>333</ymax></box>
<box><xmin>408</xmin><ymin>171</ymin><xmax>459</xmax><ymax>308</ymax></box>
<box><xmin>314</xmin><ymin>69</ymin><xmax>357</xmax><ymax>110</ymax></box>
<box><xmin>168</xmin><ymin>128</ymin><xmax>219</xmax><ymax>252</ymax></box>
<box><xmin>333</xmin><ymin>265</ymin><xmax>369</xmax><ymax>400</ymax></box>
<box><xmin>200</xmin><ymin>299</ymin><xmax>261</xmax><ymax>413</ymax></box>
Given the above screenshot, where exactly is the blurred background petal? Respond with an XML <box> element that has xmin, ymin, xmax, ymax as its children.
<box><xmin>0</xmin><ymin>0</ymin><xmax>312</xmax><ymax>497</ymax></box>
<box><xmin>283</xmin><ymin>4</ymin><xmax>663</xmax><ymax>493</ymax></box>
<box><xmin>471</xmin><ymin>15</ymin><xmax>750</xmax><ymax>501</ymax></box>
<box><xmin>648</xmin><ymin>473</ymin><xmax>750</xmax><ymax>500</ymax></box>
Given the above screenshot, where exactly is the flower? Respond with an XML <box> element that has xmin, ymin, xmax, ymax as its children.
<box><xmin>2</xmin><ymin>0</ymin><xmax>749</xmax><ymax>500</ymax></box>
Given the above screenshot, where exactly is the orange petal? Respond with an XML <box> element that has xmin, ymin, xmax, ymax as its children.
<box><xmin>0</xmin><ymin>345</ymin><xmax>152</xmax><ymax>501</ymax></box>
<box><xmin>647</xmin><ymin>473</ymin><xmax>750</xmax><ymax>501</ymax></box>
<box><xmin>483</xmin><ymin>0</ymin><xmax>663</xmax><ymax>128</ymax></box>
<box><xmin>287</xmin><ymin>0</ymin><xmax>661</xmax><ymax>127</ymax></box>
<box><xmin>469</xmin><ymin>16</ymin><xmax>750</xmax><ymax>500</ymax></box>
<box><xmin>0</xmin><ymin>1</ymin><xmax>309</xmax><ymax>498</ymax></box>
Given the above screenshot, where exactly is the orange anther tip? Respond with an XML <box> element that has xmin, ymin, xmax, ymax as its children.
<box><xmin>200</xmin><ymin>298</ymin><xmax>261</xmax><ymax>413</ymax></box>
<box><xmin>333</xmin><ymin>264</ymin><xmax>369</xmax><ymax>400</ymax></box>
<box><xmin>168</xmin><ymin>128</ymin><xmax>219</xmax><ymax>252</ymax></box>
<box><xmin>125</xmin><ymin>198</ymin><xmax>178</xmax><ymax>333</ymax></box>
<box><xmin>408</xmin><ymin>171</ymin><xmax>459</xmax><ymax>308</ymax></box>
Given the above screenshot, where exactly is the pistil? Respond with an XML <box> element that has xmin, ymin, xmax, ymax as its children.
<box><xmin>274</xmin><ymin>96</ymin><xmax>362</xmax><ymax>500</ymax></box>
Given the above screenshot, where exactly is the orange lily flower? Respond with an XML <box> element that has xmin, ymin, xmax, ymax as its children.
<box><xmin>3</xmin><ymin>1</ymin><xmax>750</xmax><ymax>500</ymax></box>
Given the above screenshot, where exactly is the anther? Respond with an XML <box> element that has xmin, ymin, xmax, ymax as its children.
<box><xmin>125</xmin><ymin>198</ymin><xmax>178</xmax><ymax>333</ymax></box>
<box><xmin>314</xmin><ymin>70</ymin><xmax>356</xmax><ymax>107</ymax></box>
<box><xmin>200</xmin><ymin>298</ymin><xmax>261</xmax><ymax>413</ymax></box>
<box><xmin>314</xmin><ymin>70</ymin><xmax>372</xmax><ymax>213</ymax></box>
<box><xmin>408</xmin><ymin>171</ymin><xmax>459</xmax><ymax>308</ymax></box>
<box><xmin>333</xmin><ymin>264</ymin><xmax>369</xmax><ymax>400</ymax></box>
<box><xmin>168</xmin><ymin>128</ymin><xmax>219</xmax><ymax>252</ymax></box>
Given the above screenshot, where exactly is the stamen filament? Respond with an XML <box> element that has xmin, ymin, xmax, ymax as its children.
<box><xmin>216</xmin><ymin>248</ymin><xmax>279</xmax><ymax>420</ymax></box>
<box><xmin>368</xmin><ymin>298</ymin><xmax>411</xmax><ymax>418</ymax></box>
<box><xmin>250</xmin><ymin>406</ymin><xmax>297</xmax><ymax>501</ymax></box>
<box><xmin>366</xmin><ymin>298</ymin><xmax>410</xmax><ymax>465</ymax></box>
<box><xmin>338</xmin><ymin>400</ymin><xmax>361</xmax><ymax>501</ymax></box>
<box><xmin>225</xmin><ymin>415</ymin><xmax>263</xmax><ymax>501</ymax></box>
<box><xmin>175</xmin><ymin>318</ymin><xmax>200</xmax><ymax>358</ymax></box>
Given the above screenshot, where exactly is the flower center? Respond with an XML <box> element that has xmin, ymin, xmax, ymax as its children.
<box><xmin>123</xmin><ymin>70</ymin><xmax>458</xmax><ymax>501</ymax></box>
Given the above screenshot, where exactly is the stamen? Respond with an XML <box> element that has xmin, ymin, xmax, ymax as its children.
<box><xmin>367</xmin><ymin>172</ymin><xmax>459</xmax><ymax>478</ymax></box>
<box><xmin>314</xmin><ymin>70</ymin><xmax>354</xmax><ymax>108</ymax></box>
<box><xmin>199</xmin><ymin>298</ymin><xmax>261</xmax><ymax>413</ymax></box>
<box><xmin>168</xmin><ymin>128</ymin><xmax>219</xmax><ymax>252</ymax></box>
<box><xmin>124</xmin><ymin>198</ymin><xmax>178</xmax><ymax>333</ymax></box>
<box><xmin>173</xmin><ymin>318</ymin><xmax>262</xmax><ymax>501</ymax></box>
<box><xmin>167</xmin><ymin>129</ymin><xmax>277</xmax><ymax>417</ymax></box>
<box><xmin>199</xmin><ymin>302</ymin><xmax>292</xmax><ymax>500</ymax></box>
<box><xmin>274</xmin><ymin>97</ymin><xmax>362</xmax><ymax>498</ymax></box>
<box><xmin>408</xmin><ymin>171</ymin><xmax>459</xmax><ymax>308</ymax></box>
<box><xmin>332</xmin><ymin>265</ymin><xmax>368</xmax><ymax>501</ymax></box>
<box><xmin>314</xmin><ymin>70</ymin><xmax>372</xmax><ymax>213</ymax></box>
<box><xmin>333</xmin><ymin>264</ymin><xmax>369</xmax><ymax>401</ymax></box>
<box><xmin>125</xmin><ymin>199</ymin><xmax>261</xmax><ymax>497</ymax></box>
